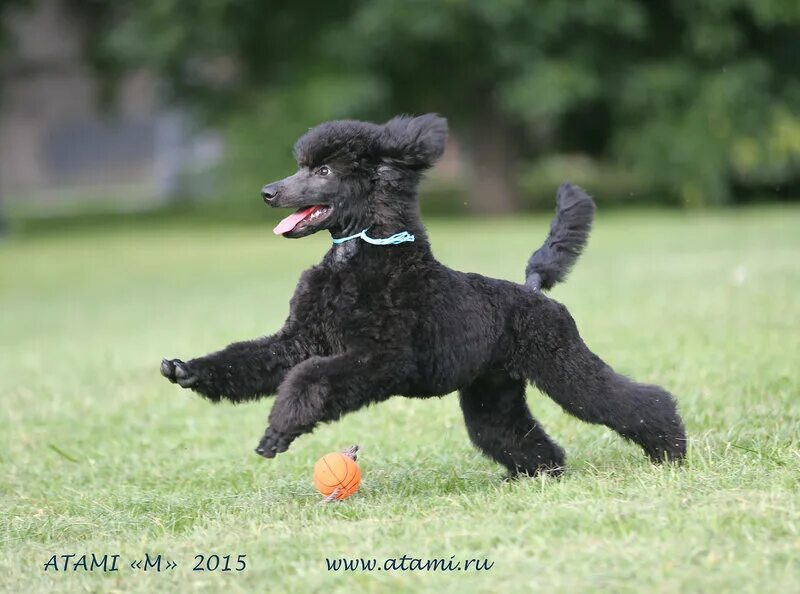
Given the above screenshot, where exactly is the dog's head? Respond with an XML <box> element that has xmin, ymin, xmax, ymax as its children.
<box><xmin>262</xmin><ymin>114</ymin><xmax>448</xmax><ymax>238</ymax></box>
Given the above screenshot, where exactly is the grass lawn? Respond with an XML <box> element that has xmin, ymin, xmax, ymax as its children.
<box><xmin>1</xmin><ymin>206</ymin><xmax>799</xmax><ymax>593</ymax></box>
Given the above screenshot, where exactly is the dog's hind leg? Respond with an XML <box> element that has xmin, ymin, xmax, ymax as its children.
<box><xmin>510</xmin><ymin>296</ymin><xmax>687</xmax><ymax>463</ymax></box>
<box><xmin>459</xmin><ymin>370</ymin><xmax>565</xmax><ymax>477</ymax></box>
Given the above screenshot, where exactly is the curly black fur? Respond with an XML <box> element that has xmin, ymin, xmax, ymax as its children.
<box><xmin>161</xmin><ymin>114</ymin><xmax>686</xmax><ymax>477</ymax></box>
<box><xmin>526</xmin><ymin>183</ymin><xmax>596</xmax><ymax>291</ymax></box>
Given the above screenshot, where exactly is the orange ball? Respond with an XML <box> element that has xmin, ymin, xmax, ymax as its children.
<box><xmin>313</xmin><ymin>452</ymin><xmax>361</xmax><ymax>500</ymax></box>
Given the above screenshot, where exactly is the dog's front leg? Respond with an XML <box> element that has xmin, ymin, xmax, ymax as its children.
<box><xmin>254</xmin><ymin>352</ymin><xmax>406</xmax><ymax>458</ymax></box>
<box><xmin>160</xmin><ymin>332</ymin><xmax>312</xmax><ymax>403</ymax></box>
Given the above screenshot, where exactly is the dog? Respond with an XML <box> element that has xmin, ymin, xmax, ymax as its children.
<box><xmin>161</xmin><ymin>114</ymin><xmax>686</xmax><ymax>477</ymax></box>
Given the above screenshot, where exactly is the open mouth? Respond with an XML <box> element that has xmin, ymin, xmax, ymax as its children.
<box><xmin>273</xmin><ymin>205</ymin><xmax>333</xmax><ymax>236</ymax></box>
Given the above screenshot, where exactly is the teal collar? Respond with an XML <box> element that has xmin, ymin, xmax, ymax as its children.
<box><xmin>332</xmin><ymin>228</ymin><xmax>415</xmax><ymax>246</ymax></box>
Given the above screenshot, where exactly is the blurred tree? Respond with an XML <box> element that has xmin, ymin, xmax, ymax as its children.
<box><xmin>62</xmin><ymin>0</ymin><xmax>800</xmax><ymax>209</ymax></box>
<box><xmin>0</xmin><ymin>0</ymin><xmax>27</xmax><ymax>46</ymax></box>
<box><xmin>0</xmin><ymin>0</ymin><xmax>30</xmax><ymax>236</ymax></box>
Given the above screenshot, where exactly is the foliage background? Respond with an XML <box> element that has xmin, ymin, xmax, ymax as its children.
<box><xmin>3</xmin><ymin>0</ymin><xmax>798</xmax><ymax>217</ymax></box>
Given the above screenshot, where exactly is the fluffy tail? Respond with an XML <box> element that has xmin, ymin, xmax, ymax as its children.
<box><xmin>525</xmin><ymin>183</ymin><xmax>595</xmax><ymax>291</ymax></box>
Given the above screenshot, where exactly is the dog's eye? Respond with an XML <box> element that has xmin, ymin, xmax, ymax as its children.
<box><xmin>317</xmin><ymin>166</ymin><xmax>330</xmax><ymax>176</ymax></box>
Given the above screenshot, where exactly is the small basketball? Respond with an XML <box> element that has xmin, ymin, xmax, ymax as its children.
<box><xmin>313</xmin><ymin>452</ymin><xmax>361</xmax><ymax>500</ymax></box>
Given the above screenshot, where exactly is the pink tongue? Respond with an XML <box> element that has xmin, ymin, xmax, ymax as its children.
<box><xmin>273</xmin><ymin>206</ymin><xmax>317</xmax><ymax>235</ymax></box>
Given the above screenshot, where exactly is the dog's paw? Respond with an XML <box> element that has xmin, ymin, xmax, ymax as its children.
<box><xmin>644</xmin><ymin>436</ymin><xmax>687</xmax><ymax>464</ymax></box>
<box><xmin>160</xmin><ymin>358</ymin><xmax>198</xmax><ymax>388</ymax></box>
<box><xmin>635</xmin><ymin>417</ymin><xmax>687</xmax><ymax>464</ymax></box>
<box><xmin>254</xmin><ymin>427</ymin><xmax>297</xmax><ymax>459</ymax></box>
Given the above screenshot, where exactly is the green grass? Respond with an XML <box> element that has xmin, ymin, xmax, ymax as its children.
<box><xmin>1</xmin><ymin>207</ymin><xmax>799</xmax><ymax>593</ymax></box>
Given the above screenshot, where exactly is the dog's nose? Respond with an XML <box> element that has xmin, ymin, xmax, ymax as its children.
<box><xmin>261</xmin><ymin>183</ymin><xmax>280</xmax><ymax>203</ymax></box>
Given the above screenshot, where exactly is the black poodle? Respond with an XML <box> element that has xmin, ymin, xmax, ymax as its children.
<box><xmin>161</xmin><ymin>114</ymin><xmax>686</xmax><ymax>477</ymax></box>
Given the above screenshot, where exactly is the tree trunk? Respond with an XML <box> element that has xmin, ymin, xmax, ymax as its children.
<box><xmin>463</xmin><ymin>105</ymin><xmax>519</xmax><ymax>215</ymax></box>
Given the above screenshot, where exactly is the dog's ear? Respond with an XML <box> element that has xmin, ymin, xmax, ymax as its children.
<box><xmin>380</xmin><ymin>114</ymin><xmax>448</xmax><ymax>169</ymax></box>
